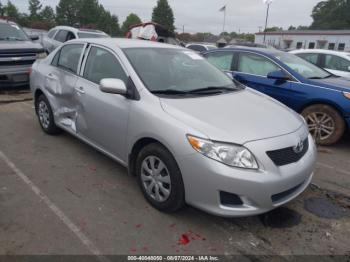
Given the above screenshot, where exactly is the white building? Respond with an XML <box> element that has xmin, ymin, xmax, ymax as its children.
<box><xmin>255</xmin><ymin>30</ymin><xmax>350</xmax><ymax>51</ymax></box>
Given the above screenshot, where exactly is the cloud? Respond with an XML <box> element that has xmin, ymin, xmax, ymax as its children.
<box><xmin>9</xmin><ymin>0</ymin><xmax>320</xmax><ymax>33</ymax></box>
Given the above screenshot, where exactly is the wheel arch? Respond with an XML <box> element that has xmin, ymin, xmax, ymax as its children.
<box><xmin>34</xmin><ymin>89</ymin><xmax>44</xmax><ymax>114</ymax></box>
<box><xmin>128</xmin><ymin>137</ymin><xmax>173</xmax><ymax>176</ymax></box>
<box><xmin>298</xmin><ymin>99</ymin><xmax>346</xmax><ymax>118</ymax></box>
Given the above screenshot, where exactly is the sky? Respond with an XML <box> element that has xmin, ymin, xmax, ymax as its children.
<box><xmin>6</xmin><ymin>0</ymin><xmax>321</xmax><ymax>34</ymax></box>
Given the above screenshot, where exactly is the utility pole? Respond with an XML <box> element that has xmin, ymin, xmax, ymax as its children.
<box><xmin>182</xmin><ymin>25</ymin><xmax>185</xmax><ymax>34</ymax></box>
<box><xmin>263</xmin><ymin>0</ymin><xmax>273</xmax><ymax>44</ymax></box>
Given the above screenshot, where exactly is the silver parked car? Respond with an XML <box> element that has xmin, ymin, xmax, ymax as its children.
<box><xmin>30</xmin><ymin>38</ymin><xmax>317</xmax><ymax>217</ymax></box>
<box><xmin>42</xmin><ymin>26</ymin><xmax>109</xmax><ymax>53</ymax></box>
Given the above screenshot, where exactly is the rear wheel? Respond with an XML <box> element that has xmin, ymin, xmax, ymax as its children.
<box><xmin>36</xmin><ymin>95</ymin><xmax>61</xmax><ymax>135</ymax></box>
<box><xmin>302</xmin><ymin>104</ymin><xmax>345</xmax><ymax>146</ymax></box>
<box><xmin>136</xmin><ymin>143</ymin><xmax>185</xmax><ymax>213</ymax></box>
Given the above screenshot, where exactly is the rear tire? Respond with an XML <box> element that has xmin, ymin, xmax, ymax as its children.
<box><xmin>136</xmin><ymin>143</ymin><xmax>185</xmax><ymax>213</ymax></box>
<box><xmin>302</xmin><ymin>104</ymin><xmax>345</xmax><ymax>146</ymax></box>
<box><xmin>36</xmin><ymin>94</ymin><xmax>61</xmax><ymax>135</ymax></box>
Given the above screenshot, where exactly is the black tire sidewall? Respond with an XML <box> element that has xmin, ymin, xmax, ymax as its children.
<box><xmin>302</xmin><ymin>104</ymin><xmax>345</xmax><ymax>146</ymax></box>
<box><xmin>136</xmin><ymin>143</ymin><xmax>185</xmax><ymax>213</ymax></box>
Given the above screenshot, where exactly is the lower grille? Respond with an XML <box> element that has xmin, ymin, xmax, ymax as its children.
<box><xmin>267</xmin><ymin>138</ymin><xmax>309</xmax><ymax>166</ymax></box>
<box><xmin>271</xmin><ymin>183</ymin><xmax>303</xmax><ymax>203</ymax></box>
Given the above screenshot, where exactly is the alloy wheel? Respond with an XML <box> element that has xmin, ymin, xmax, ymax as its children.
<box><xmin>306</xmin><ymin>112</ymin><xmax>335</xmax><ymax>142</ymax></box>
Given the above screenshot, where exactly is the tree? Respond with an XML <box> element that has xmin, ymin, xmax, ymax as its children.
<box><xmin>56</xmin><ymin>0</ymin><xmax>80</xmax><ymax>26</ymax></box>
<box><xmin>28</xmin><ymin>0</ymin><xmax>42</xmax><ymax>21</ymax></box>
<box><xmin>78</xmin><ymin>0</ymin><xmax>99</xmax><ymax>25</ymax></box>
<box><xmin>121</xmin><ymin>13</ymin><xmax>141</xmax><ymax>35</ymax></box>
<box><xmin>264</xmin><ymin>26</ymin><xmax>283</xmax><ymax>32</ymax></box>
<box><xmin>311</xmin><ymin>0</ymin><xmax>350</xmax><ymax>29</ymax></box>
<box><xmin>288</xmin><ymin>25</ymin><xmax>296</xmax><ymax>31</ymax></box>
<box><xmin>152</xmin><ymin>0</ymin><xmax>175</xmax><ymax>32</ymax></box>
<box><xmin>0</xmin><ymin>2</ymin><xmax>5</xmax><ymax>16</ymax></box>
<box><xmin>4</xmin><ymin>1</ymin><xmax>20</xmax><ymax>21</ymax></box>
<box><xmin>38</xmin><ymin>6</ymin><xmax>55</xmax><ymax>28</ymax></box>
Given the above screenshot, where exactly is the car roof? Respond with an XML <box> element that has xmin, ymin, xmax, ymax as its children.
<box><xmin>290</xmin><ymin>49</ymin><xmax>350</xmax><ymax>58</ymax></box>
<box><xmin>51</xmin><ymin>26</ymin><xmax>106</xmax><ymax>35</ymax></box>
<box><xmin>215</xmin><ymin>46</ymin><xmax>282</xmax><ymax>57</ymax></box>
<box><xmin>68</xmin><ymin>38</ymin><xmax>183</xmax><ymax>50</ymax></box>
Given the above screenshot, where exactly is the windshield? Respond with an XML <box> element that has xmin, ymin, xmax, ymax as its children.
<box><xmin>275</xmin><ymin>52</ymin><xmax>331</xmax><ymax>79</ymax></box>
<box><xmin>77</xmin><ymin>32</ymin><xmax>108</xmax><ymax>38</ymax></box>
<box><xmin>123</xmin><ymin>48</ymin><xmax>238</xmax><ymax>95</ymax></box>
<box><xmin>0</xmin><ymin>23</ymin><xmax>29</xmax><ymax>41</ymax></box>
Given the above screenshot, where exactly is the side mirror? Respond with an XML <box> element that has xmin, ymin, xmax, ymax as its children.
<box><xmin>267</xmin><ymin>70</ymin><xmax>290</xmax><ymax>81</ymax></box>
<box><xmin>30</xmin><ymin>35</ymin><xmax>39</xmax><ymax>41</ymax></box>
<box><xmin>99</xmin><ymin>78</ymin><xmax>127</xmax><ymax>95</ymax></box>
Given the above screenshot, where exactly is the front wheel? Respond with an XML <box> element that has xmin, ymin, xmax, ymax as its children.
<box><xmin>136</xmin><ymin>143</ymin><xmax>185</xmax><ymax>213</ymax></box>
<box><xmin>302</xmin><ymin>104</ymin><xmax>345</xmax><ymax>146</ymax></box>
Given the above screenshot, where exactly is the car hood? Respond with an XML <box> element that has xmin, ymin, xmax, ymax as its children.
<box><xmin>160</xmin><ymin>89</ymin><xmax>303</xmax><ymax>144</ymax></box>
<box><xmin>308</xmin><ymin>76</ymin><xmax>350</xmax><ymax>92</ymax></box>
<box><xmin>0</xmin><ymin>40</ymin><xmax>43</xmax><ymax>53</ymax></box>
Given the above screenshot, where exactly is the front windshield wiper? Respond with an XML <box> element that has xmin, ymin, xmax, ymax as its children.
<box><xmin>151</xmin><ymin>89</ymin><xmax>190</xmax><ymax>95</ymax></box>
<box><xmin>186</xmin><ymin>86</ymin><xmax>236</xmax><ymax>94</ymax></box>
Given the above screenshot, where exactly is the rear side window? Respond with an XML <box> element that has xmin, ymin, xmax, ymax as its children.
<box><xmin>187</xmin><ymin>45</ymin><xmax>206</xmax><ymax>52</ymax></box>
<box><xmin>47</xmin><ymin>29</ymin><xmax>57</xmax><ymax>39</ymax></box>
<box><xmin>297</xmin><ymin>53</ymin><xmax>319</xmax><ymax>65</ymax></box>
<box><xmin>54</xmin><ymin>30</ymin><xmax>68</xmax><ymax>43</ymax></box>
<box><xmin>325</xmin><ymin>55</ymin><xmax>350</xmax><ymax>72</ymax></box>
<box><xmin>57</xmin><ymin>44</ymin><xmax>84</xmax><ymax>74</ymax></box>
<box><xmin>83</xmin><ymin>47</ymin><xmax>128</xmax><ymax>84</ymax></box>
<box><xmin>238</xmin><ymin>53</ymin><xmax>280</xmax><ymax>76</ymax></box>
<box><xmin>205</xmin><ymin>52</ymin><xmax>234</xmax><ymax>71</ymax></box>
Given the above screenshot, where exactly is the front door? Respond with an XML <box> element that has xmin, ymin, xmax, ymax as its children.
<box><xmin>233</xmin><ymin>52</ymin><xmax>293</xmax><ymax>106</ymax></box>
<box><xmin>74</xmin><ymin>45</ymin><xmax>131</xmax><ymax>161</ymax></box>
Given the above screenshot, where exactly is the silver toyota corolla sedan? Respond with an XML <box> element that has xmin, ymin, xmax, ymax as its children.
<box><xmin>30</xmin><ymin>38</ymin><xmax>317</xmax><ymax>217</ymax></box>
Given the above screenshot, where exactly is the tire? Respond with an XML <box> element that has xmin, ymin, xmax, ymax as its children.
<box><xmin>136</xmin><ymin>143</ymin><xmax>185</xmax><ymax>213</ymax></box>
<box><xmin>35</xmin><ymin>94</ymin><xmax>61</xmax><ymax>135</ymax></box>
<box><xmin>302</xmin><ymin>104</ymin><xmax>345</xmax><ymax>146</ymax></box>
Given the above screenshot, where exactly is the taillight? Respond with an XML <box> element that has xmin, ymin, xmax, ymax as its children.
<box><xmin>28</xmin><ymin>67</ymin><xmax>32</xmax><ymax>75</ymax></box>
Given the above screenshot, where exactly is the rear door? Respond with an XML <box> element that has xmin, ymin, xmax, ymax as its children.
<box><xmin>233</xmin><ymin>52</ymin><xmax>294</xmax><ymax>106</ymax></box>
<box><xmin>323</xmin><ymin>54</ymin><xmax>350</xmax><ymax>78</ymax></box>
<box><xmin>44</xmin><ymin>43</ymin><xmax>86</xmax><ymax>132</ymax></box>
<box><xmin>74</xmin><ymin>45</ymin><xmax>131</xmax><ymax>161</ymax></box>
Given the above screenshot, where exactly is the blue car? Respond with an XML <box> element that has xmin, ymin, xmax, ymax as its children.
<box><xmin>203</xmin><ymin>47</ymin><xmax>350</xmax><ymax>145</ymax></box>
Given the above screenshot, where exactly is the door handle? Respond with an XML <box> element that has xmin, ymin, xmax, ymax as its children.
<box><xmin>75</xmin><ymin>86</ymin><xmax>85</xmax><ymax>94</ymax></box>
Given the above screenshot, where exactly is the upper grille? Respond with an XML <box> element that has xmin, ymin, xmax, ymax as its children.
<box><xmin>266</xmin><ymin>138</ymin><xmax>309</xmax><ymax>167</ymax></box>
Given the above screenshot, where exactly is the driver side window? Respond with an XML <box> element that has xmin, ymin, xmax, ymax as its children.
<box><xmin>238</xmin><ymin>53</ymin><xmax>280</xmax><ymax>76</ymax></box>
<box><xmin>83</xmin><ymin>47</ymin><xmax>128</xmax><ymax>85</ymax></box>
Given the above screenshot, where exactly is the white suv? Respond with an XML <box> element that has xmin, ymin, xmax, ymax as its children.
<box><xmin>290</xmin><ymin>49</ymin><xmax>350</xmax><ymax>79</ymax></box>
<box><xmin>42</xmin><ymin>26</ymin><xmax>109</xmax><ymax>53</ymax></box>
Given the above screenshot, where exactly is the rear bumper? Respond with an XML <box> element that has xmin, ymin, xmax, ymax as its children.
<box><xmin>0</xmin><ymin>65</ymin><xmax>32</xmax><ymax>87</ymax></box>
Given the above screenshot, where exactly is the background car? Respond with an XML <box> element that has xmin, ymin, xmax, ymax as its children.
<box><xmin>290</xmin><ymin>49</ymin><xmax>350</xmax><ymax>79</ymax></box>
<box><xmin>204</xmin><ymin>47</ymin><xmax>350</xmax><ymax>145</ymax></box>
<box><xmin>0</xmin><ymin>18</ymin><xmax>46</xmax><ymax>88</ymax></box>
<box><xmin>42</xmin><ymin>26</ymin><xmax>109</xmax><ymax>53</ymax></box>
<box><xmin>186</xmin><ymin>43</ymin><xmax>217</xmax><ymax>53</ymax></box>
<box><xmin>30</xmin><ymin>38</ymin><xmax>316</xmax><ymax>217</ymax></box>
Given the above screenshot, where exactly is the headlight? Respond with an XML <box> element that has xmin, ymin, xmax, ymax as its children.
<box><xmin>343</xmin><ymin>92</ymin><xmax>350</xmax><ymax>100</ymax></box>
<box><xmin>36</xmin><ymin>52</ymin><xmax>47</xmax><ymax>59</ymax></box>
<box><xmin>187</xmin><ymin>135</ymin><xmax>259</xmax><ymax>170</ymax></box>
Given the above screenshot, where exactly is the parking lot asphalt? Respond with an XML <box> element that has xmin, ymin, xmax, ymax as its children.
<box><xmin>0</xmin><ymin>93</ymin><xmax>350</xmax><ymax>257</ymax></box>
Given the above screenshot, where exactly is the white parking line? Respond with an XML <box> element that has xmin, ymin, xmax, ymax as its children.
<box><xmin>0</xmin><ymin>150</ymin><xmax>109</xmax><ymax>262</ymax></box>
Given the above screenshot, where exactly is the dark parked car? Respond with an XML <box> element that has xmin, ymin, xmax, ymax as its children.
<box><xmin>204</xmin><ymin>47</ymin><xmax>350</xmax><ymax>145</ymax></box>
<box><xmin>0</xmin><ymin>18</ymin><xmax>46</xmax><ymax>88</ymax></box>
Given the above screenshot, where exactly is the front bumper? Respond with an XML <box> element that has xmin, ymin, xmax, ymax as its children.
<box><xmin>178</xmin><ymin>129</ymin><xmax>317</xmax><ymax>217</ymax></box>
<box><xmin>0</xmin><ymin>65</ymin><xmax>31</xmax><ymax>87</ymax></box>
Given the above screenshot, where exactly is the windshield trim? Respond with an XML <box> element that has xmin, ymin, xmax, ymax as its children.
<box><xmin>123</xmin><ymin>47</ymin><xmax>241</xmax><ymax>98</ymax></box>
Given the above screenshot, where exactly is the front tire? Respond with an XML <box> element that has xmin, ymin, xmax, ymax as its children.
<box><xmin>36</xmin><ymin>94</ymin><xmax>61</xmax><ymax>135</ymax></box>
<box><xmin>302</xmin><ymin>104</ymin><xmax>345</xmax><ymax>146</ymax></box>
<box><xmin>136</xmin><ymin>143</ymin><xmax>185</xmax><ymax>213</ymax></box>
